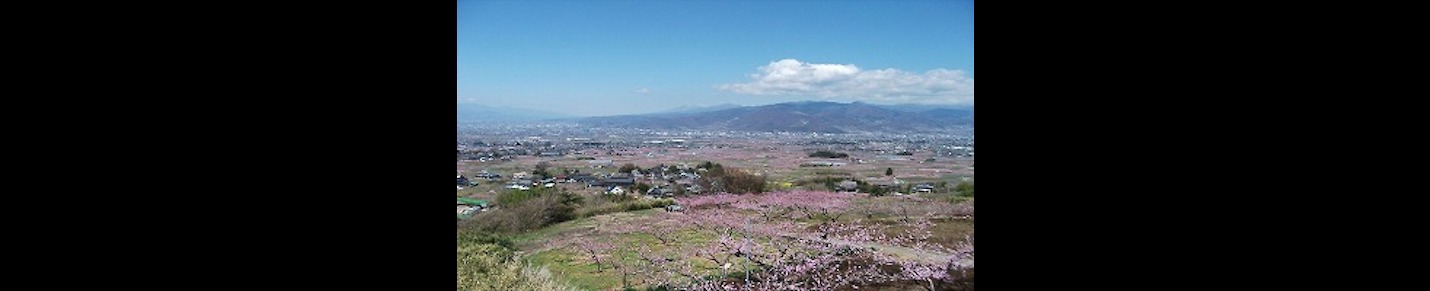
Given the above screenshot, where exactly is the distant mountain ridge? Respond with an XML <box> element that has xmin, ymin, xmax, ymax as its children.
<box><xmin>875</xmin><ymin>103</ymin><xmax>976</xmax><ymax>113</ymax></box>
<box><xmin>657</xmin><ymin>103</ymin><xmax>743</xmax><ymax>115</ymax></box>
<box><xmin>578</xmin><ymin>101</ymin><xmax>973</xmax><ymax>133</ymax></box>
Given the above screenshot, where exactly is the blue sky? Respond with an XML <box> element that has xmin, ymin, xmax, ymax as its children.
<box><xmin>457</xmin><ymin>0</ymin><xmax>974</xmax><ymax>116</ymax></box>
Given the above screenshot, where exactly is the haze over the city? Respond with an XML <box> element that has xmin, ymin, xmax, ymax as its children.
<box><xmin>456</xmin><ymin>0</ymin><xmax>975</xmax><ymax>117</ymax></box>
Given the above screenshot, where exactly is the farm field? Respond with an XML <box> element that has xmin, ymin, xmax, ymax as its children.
<box><xmin>458</xmin><ymin>144</ymin><xmax>974</xmax><ymax>290</ymax></box>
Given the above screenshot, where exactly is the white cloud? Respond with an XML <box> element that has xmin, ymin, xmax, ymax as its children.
<box><xmin>635</xmin><ymin>88</ymin><xmax>651</xmax><ymax>94</ymax></box>
<box><xmin>717</xmin><ymin>59</ymin><xmax>974</xmax><ymax>104</ymax></box>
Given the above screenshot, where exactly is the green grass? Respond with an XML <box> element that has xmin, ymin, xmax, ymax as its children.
<box><xmin>527</xmin><ymin>250</ymin><xmax>618</xmax><ymax>290</ymax></box>
<box><xmin>509</xmin><ymin>209</ymin><xmax>664</xmax><ymax>249</ymax></box>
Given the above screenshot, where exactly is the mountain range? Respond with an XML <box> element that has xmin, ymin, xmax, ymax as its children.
<box><xmin>577</xmin><ymin>101</ymin><xmax>972</xmax><ymax>133</ymax></box>
<box><xmin>655</xmin><ymin>103</ymin><xmax>744</xmax><ymax>115</ymax></box>
<box><xmin>459</xmin><ymin>101</ymin><xmax>972</xmax><ymax>133</ymax></box>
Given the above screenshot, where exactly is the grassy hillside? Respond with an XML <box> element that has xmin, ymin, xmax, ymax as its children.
<box><xmin>460</xmin><ymin>191</ymin><xmax>974</xmax><ymax>290</ymax></box>
<box><xmin>456</xmin><ymin>231</ymin><xmax>575</xmax><ymax>291</ymax></box>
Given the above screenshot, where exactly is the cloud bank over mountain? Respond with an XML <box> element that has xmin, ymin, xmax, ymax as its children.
<box><xmin>718</xmin><ymin>59</ymin><xmax>974</xmax><ymax>105</ymax></box>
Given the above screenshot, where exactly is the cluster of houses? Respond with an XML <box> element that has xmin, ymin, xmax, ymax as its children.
<box><xmin>457</xmin><ymin>149</ymin><xmax>517</xmax><ymax>163</ymax></box>
<box><xmin>456</xmin><ymin>173</ymin><xmax>481</xmax><ymax>187</ymax></box>
<box><xmin>456</xmin><ymin>165</ymin><xmax>705</xmax><ymax>222</ymax></box>
<box><xmin>460</xmin><ymin>163</ymin><xmax>709</xmax><ymax>198</ymax></box>
<box><xmin>495</xmin><ymin>171</ymin><xmax>702</xmax><ymax>198</ymax></box>
<box><xmin>458</xmin><ymin>171</ymin><xmax>514</xmax><ymax>188</ymax></box>
<box><xmin>457</xmin><ymin>171</ymin><xmax>488</xmax><ymax>221</ymax></box>
<box><xmin>457</xmin><ymin>197</ymin><xmax>488</xmax><ymax>220</ymax></box>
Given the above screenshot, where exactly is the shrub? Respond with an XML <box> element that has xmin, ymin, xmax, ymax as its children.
<box><xmin>497</xmin><ymin>189</ymin><xmax>540</xmax><ymax>206</ymax></box>
<box><xmin>808</xmin><ymin>151</ymin><xmax>849</xmax><ymax>158</ymax></box>
<box><xmin>618</xmin><ymin>163</ymin><xmax>639</xmax><ymax>174</ymax></box>
<box><xmin>697</xmin><ymin>165</ymin><xmax>766</xmax><ymax>194</ymax></box>
<box><xmin>470</xmin><ymin>189</ymin><xmax>584</xmax><ymax>233</ymax></box>
<box><xmin>954</xmin><ymin>181</ymin><xmax>974</xmax><ymax>197</ymax></box>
